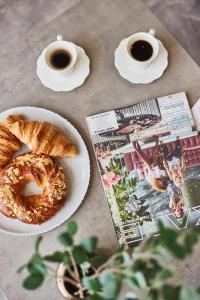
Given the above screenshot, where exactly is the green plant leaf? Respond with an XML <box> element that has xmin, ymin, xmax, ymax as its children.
<box><xmin>124</xmin><ymin>291</ymin><xmax>137</xmax><ymax>299</ymax></box>
<box><xmin>179</xmin><ymin>286</ymin><xmax>200</xmax><ymax>300</ymax></box>
<box><xmin>80</xmin><ymin>261</ymin><xmax>91</xmax><ymax>273</ymax></box>
<box><xmin>44</xmin><ymin>251</ymin><xmax>65</xmax><ymax>263</ymax></box>
<box><xmin>158</xmin><ymin>222</ymin><xmax>187</xmax><ymax>259</ymax></box>
<box><xmin>146</xmin><ymin>288</ymin><xmax>160</xmax><ymax>300</ymax></box>
<box><xmin>89</xmin><ymin>255</ymin><xmax>107</xmax><ymax>267</ymax></box>
<box><xmin>27</xmin><ymin>254</ymin><xmax>46</xmax><ymax>275</ymax></box>
<box><xmin>81</xmin><ymin>237</ymin><xmax>98</xmax><ymax>253</ymax></box>
<box><xmin>100</xmin><ymin>272</ymin><xmax>121</xmax><ymax>299</ymax></box>
<box><xmin>153</xmin><ymin>245</ymin><xmax>171</xmax><ymax>261</ymax></box>
<box><xmin>169</xmin><ymin>244</ymin><xmax>187</xmax><ymax>260</ymax></box>
<box><xmin>30</xmin><ymin>254</ymin><xmax>43</xmax><ymax>265</ymax></box>
<box><xmin>86</xmin><ymin>295</ymin><xmax>104</xmax><ymax>300</ymax></box>
<box><xmin>58</xmin><ymin>232</ymin><xmax>73</xmax><ymax>246</ymax></box>
<box><xmin>122</xmin><ymin>251</ymin><xmax>131</xmax><ymax>264</ymax></box>
<box><xmin>184</xmin><ymin>232</ymin><xmax>198</xmax><ymax>254</ymax></box>
<box><xmin>82</xmin><ymin>277</ymin><xmax>102</xmax><ymax>292</ymax></box>
<box><xmin>27</xmin><ymin>262</ymin><xmax>46</xmax><ymax>275</ymax></box>
<box><xmin>23</xmin><ymin>274</ymin><xmax>44</xmax><ymax>290</ymax></box>
<box><xmin>133</xmin><ymin>271</ymin><xmax>147</xmax><ymax>289</ymax></box>
<box><xmin>63</xmin><ymin>252</ymin><xmax>70</xmax><ymax>265</ymax></box>
<box><xmin>66</xmin><ymin>220</ymin><xmax>78</xmax><ymax>236</ymax></box>
<box><xmin>155</xmin><ymin>269</ymin><xmax>172</xmax><ymax>282</ymax></box>
<box><xmin>162</xmin><ymin>284</ymin><xmax>180</xmax><ymax>300</ymax></box>
<box><xmin>72</xmin><ymin>246</ymin><xmax>88</xmax><ymax>264</ymax></box>
<box><xmin>35</xmin><ymin>236</ymin><xmax>43</xmax><ymax>254</ymax></box>
<box><xmin>158</xmin><ymin>221</ymin><xmax>177</xmax><ymax>245</ymax></box>
<box><xmin>99</xmin><ymin>271</ymin><xmax>113</xmax><ymax>285</ymax></box>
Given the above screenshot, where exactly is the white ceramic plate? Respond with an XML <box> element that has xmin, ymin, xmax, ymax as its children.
<box><xmin>0</xmin><ymin>107</ymin><xmax>90</xmax><ymax>236</ymax></box>
<box><xmin>37</xmin><ymin>45</ymin><xmax>90</xmax><ymax>92</ymax></box>
<box><xmin>114</xmin><ymin>38</ymin><xmax>168</xmax><ymax>84</ymax></box>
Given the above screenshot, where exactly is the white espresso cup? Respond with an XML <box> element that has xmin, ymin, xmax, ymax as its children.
<box><xmin>41</xmin><ymin>35</ymin><xmax>77</xmax><ymax>77</ymax></box>
<box><xmin>126</xmin><ymin>29</ymin><xmax>159</xmax><ymax>71</ymax></box>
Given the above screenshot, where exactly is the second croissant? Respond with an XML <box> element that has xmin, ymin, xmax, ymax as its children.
<box><xmin>3</xmin><ymin>115</ymin><xmax>78</xmax><ymax>158</ymax></box>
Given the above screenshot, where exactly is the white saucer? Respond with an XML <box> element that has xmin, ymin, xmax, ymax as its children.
<box><xmin>37</xmin><ymin>45</ymin><xmax>90</xmax><ymax>92</ymax></box>
<box><xmin>114</xmin><ymin>38</ymin><xmax>168</xmax><ymax>84</ymax></box>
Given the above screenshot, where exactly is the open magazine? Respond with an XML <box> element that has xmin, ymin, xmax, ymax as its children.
<box><xmin>86</xmin><ymin>92</ymin><xmax>200</xmax><ymax>248</ymax></box>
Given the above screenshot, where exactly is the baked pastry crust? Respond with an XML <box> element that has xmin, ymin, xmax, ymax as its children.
<box><xmin>4</xmin><ymin>116</ymin><xmax>78</xmax><ymax>158</ymax></box>
<box><xmin>0</xmin><ymin>115</ymin><xmax>23</xmax><ymax>170</ymax></box>
<box><xmin>0</xmin><ymin>153</ymin><xmax>67</xmax><ymax>224</ymax></box>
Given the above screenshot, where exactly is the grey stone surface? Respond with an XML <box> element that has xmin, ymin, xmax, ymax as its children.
<box><xmin>0</xmin><ymin>0</ymin><xmax>80</xmax><ymax>67</ymax></box>
<box><xmin>0</xmin><ymin>0</ymin><xmax>200</xmax><ymax>299</ymax></box>
<box><xmin>145</xmin><ymin>0</ymin><xmax>200</xmax><ymax>65</ymax></box>
<box><xmin>0</xmin><ymin>0</ymin><xmax>200</xmax><ymax>66</ymax></box>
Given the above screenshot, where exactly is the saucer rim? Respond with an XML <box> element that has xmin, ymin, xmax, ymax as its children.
<box><xmin>114</xmin><ymin>38</ymin><xmax>168</xmax><ymax>84</ymax></box>
<box><xmin>36</xmin><ymin>45</ymin><xmax>90</xmax><ymax>92</ymax></box>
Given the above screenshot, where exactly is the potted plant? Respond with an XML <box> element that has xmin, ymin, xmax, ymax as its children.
<box><xmin>18</xmin><ymin>220</ymin><xmax>200</xmax><ymax>300</ymax></box>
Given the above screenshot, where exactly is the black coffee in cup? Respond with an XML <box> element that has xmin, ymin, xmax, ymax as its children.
<box><xmin>130</xmin><ymin>40</ymin><xmax>153</xmax><ymax>61</ymax></box>
<box><xmin>49</xmin><ymin>49</ymin><xmax>71</xmax><ymax>69</ymax></box>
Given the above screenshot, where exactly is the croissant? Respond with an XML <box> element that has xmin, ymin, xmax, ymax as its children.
<box><xmin>4</xmin><ymin>116</ymin><xmax>78</xmax><ymax>158</ymax></box>
<box><xmin>0</xmin><ymin>115</ymin><xmax>23</xmax><ymax>169</ymax></box>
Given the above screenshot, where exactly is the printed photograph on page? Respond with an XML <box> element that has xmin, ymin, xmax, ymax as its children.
<box><xmin>86</xmin><ymin>92</ymin><xmax>200</xmax><ymax>248</ymax></box>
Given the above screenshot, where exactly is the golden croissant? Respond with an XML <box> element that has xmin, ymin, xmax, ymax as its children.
<box><xmin>0</xmin><ymin>115</ymin><xmax>23</xmax><ymax>169</ymax></box>
<box><xmin>4</xmin><ymin>116</ymin><xmax>78</xmax><ymax>157</ymax></box>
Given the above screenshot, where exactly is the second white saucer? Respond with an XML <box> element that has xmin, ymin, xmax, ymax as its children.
<box><xmin>114</xmin><ymin>38</ymin><xmax>168</xmax><ymax>84</ymax></box>
<box><xmin>37</xmin><ymin>45</ymin><xmax>90</xmax><ymax>92</ymax></box>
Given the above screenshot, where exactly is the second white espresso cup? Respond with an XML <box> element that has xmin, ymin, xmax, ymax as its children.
<box><xmin>42</xmin><ymin>35</ymin><xmax>77</xmax><ymax>77</ymax></box>
<box><xmin>126</xmin><ymin>29</ymin><xmax>159</xmax><ymax>71</ymax></box>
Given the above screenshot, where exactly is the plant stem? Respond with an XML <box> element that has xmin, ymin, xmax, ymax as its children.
<box><xmin>64</xmin><ymin>264</ymin><xmax>78</xmax><ymax>281</ymax></box>
<box><xmin>97</xmin><ymin>252</ymin><xmax>122</xmax><ymax>273</ymax></box>
<box><xmin>46</xmin><ymin>264</ymin><xmax>79</xmax><ymax>290</ymax></box>
<box><xmin>68</xmin><ymin>249</ymin><xmax>80</xmax><ymax>281</ymax></box>
<box><xmin>133</xmin><ymin>252</ymin><xmax>168</xmax><ymax>262</ymax></box>
<box><xmin>60</xmin><ymin>275</ymin><xmax>78</xmax><ymax>287</ymax></box>
<box><xmin>68</xmin><ymin>249</ymin><xmax>84</xmax><ymax>299</ymax></box>
<box><xmin>74</xmin><ymin>286</ymin><xmax>87</xmax><ymax>297</ymax></box>
<box><xmin>46</xmin><ymin>265</ymin><xmax>57</xmax><ymax>275</ymax></box>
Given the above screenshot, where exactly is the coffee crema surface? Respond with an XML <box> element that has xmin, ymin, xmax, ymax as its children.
<box><xmin>49</xmin><ymin>49</ymin><xmax>71</xmax><ymax>69</ymax></box>
<box><xmin>130</xmin><ymin>40</ymin><xmax>153</xmax><ymax>62</ymax></box>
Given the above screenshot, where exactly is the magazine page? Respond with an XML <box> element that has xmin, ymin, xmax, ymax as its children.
<box><xmin>192</xmin><ymin>98</ymin><xmax>200</xmax><ymax>132</ymax></box>
<box><xmin>86</xmin><ymin>92</ymin><xmax>200</xmax><ymax>248</ymax></box>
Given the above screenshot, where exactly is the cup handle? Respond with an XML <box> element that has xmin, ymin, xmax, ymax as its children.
<box><xmin>57</xmin><ymin>35</ymin><xmax>63</xmax><ymax>41</ymax></box>
<box><xmin>148</xmin><ymin>29</ymin><xmax>155</xmax><ymax>36</ymax></box>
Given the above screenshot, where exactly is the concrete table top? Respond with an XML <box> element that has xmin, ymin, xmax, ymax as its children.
<box><xmin>0</xmin><ymin>0</ymin><xmax>200</xmax><ymax>299</ymax></box>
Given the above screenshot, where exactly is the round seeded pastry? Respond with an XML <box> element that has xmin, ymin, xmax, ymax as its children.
<box><xmin>0</xmin><ymin>153</ymin><xmax>67</xmax><ymax>224</ymax></box>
